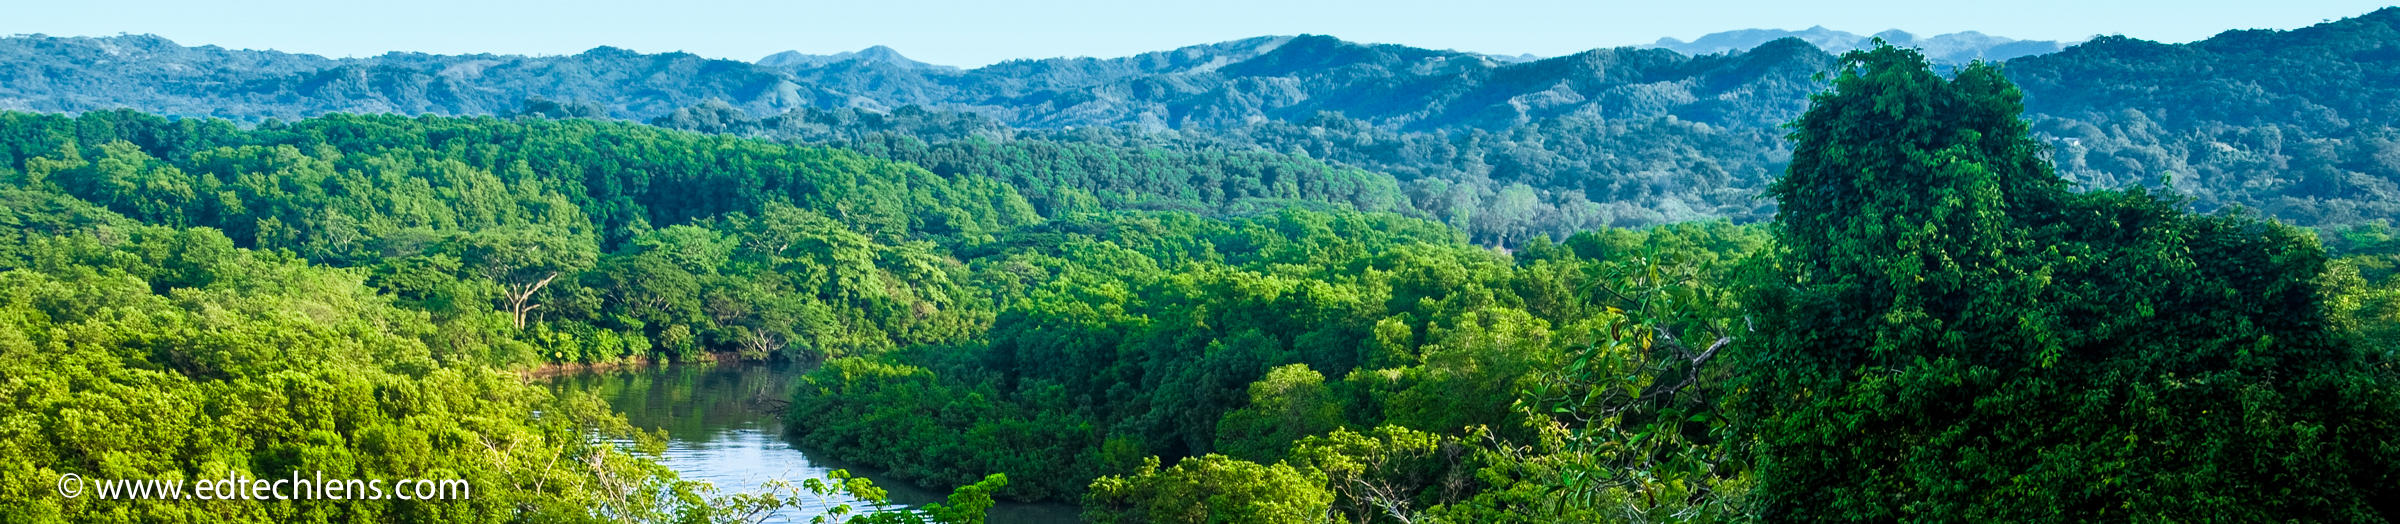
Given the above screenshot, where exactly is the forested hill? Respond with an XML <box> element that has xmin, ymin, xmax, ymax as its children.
<box><xmin>5</xmin><ymin>11</ymin><xmax>2389</xmax><ymax>133</ymax></box>
<box><xmin>4</xmin><ymin>8</ymin><xmax>2399</xmax><ymax>240</ymax></box>
<box><xmin>2010</xmin><ymin>7</ymin><xmax>2400</xmax><ymax>225</ymax></box>
<box><xmin>0</xmin><ymin>36</ymin><xmax>806</xmax><ymax>121</ymax></box>
<box><xmin>0</xmin><ymin>32</ymin><xmax>1834</xmax><ymax>131</ymax></box>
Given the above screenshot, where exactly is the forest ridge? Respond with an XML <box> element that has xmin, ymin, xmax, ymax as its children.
<box><xmin>4</xmin><ymin>7</ymin><xmax>2399</xmax><ymax>244</ymax></box>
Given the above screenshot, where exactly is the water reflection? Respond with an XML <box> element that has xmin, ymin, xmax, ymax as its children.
<box><xmin>547</xmin><ymin>362</ymin><xmax>1081</xmax><ymax>524</ymax></box>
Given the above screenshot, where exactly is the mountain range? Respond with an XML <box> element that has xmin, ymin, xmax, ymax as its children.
<box><xmin>758</xmin><ymin>45</ymin><xmax>956</xmax><ymax>71</ymax></box>
<box><xmin>743</xmin><ymin>24</ymin><xmax>2064</xmax><ymax>77</ymax></box>
<box><xmin>0</xmin><ymin>31</ymin><xmax>1832</xmax><ymax>130</ymax></box>
<box><xmin>1644</xmin><ymin>26</ymin><xmax>2072</xmax><ymax>64</ymax></box>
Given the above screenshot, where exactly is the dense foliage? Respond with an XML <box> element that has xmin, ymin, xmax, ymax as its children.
<box><xmin>788</xmin><ymin>41</ymin><xmax>2400</xmax><ymax>522</ymax></box>
<box><xmin>0</xmin><ymin>187</ymin><xmax>991</xmax><ymax>523</ymax></box>
<box><xmin>1736</xmin><ymin>45</ymin><xmax>2400</xmax><ymax>520</ymax></box>
<box><xmin>0</xmin><ymin>189</ymin><xmax>672</xmax><ymax>522</ymax></box>
<box><xmin>0</xmin><ymin>111</ymin><xmax>1138</xmax><ymax>522</ymax></box>
<box><xmin>787</xmin><ymin>212</ymin><xmax>1769</xmax><ymax>520</ymax></box>
<box><xmin>833</xmin><ymin>132</ymin><xmax>1412</xmax><ymax>219</ymax></box>
<box><xmin>0</xmin><ymin>110</ymin><xmax>1026</xmax><ymax>366</ymax></box>
<box><xmin>3</xmin><ymin>104</ymin><xmax>1771</xmax><ymax>521</ymax></box>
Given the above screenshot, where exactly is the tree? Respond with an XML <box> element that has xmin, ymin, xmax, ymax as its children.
<box><xmin>1378</xmin><ymin>308</ymin><xmax>1557</xmax><ymax>434</ymax></box>
<box><xmin>685</xmin><ymin>470</ymin><xmax>1007</xmax><ymax>524</ymax></box>
<box><xmin>1083</xmin><ymin>455</ymin><xmax>1335</xmax><ymax>524</ymax></box>
<box><xmin>1284</xmin><ymin>426</ymin><xmax>1464</xmax><ymax>524</ymax></box>
<box><xmin>1215</xmin><ymin>364</ymin><xmax>1348</xmax><ymax>462</ymax></box>
<box><xmin>447</xmin><ymin>226</ymin><xmax>598</xmax><ymax>329</ymax></box>
<box><xmin>1738</xmin><ymin>44</ymin><xmax>2400</xmax><ymax>521</ymax></box>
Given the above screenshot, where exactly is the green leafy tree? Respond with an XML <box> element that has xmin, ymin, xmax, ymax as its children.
<box><xmin>1284</xmin><ymin>425</ymin><xmax>1471</xmax><ymax>523</ymax></box>
<box><xmin>446</xmin><ymin>226</ymin><xmax>598</xmax><ymax>329</ymax></box>
<box><xmin>1737</xmin><ymin>44</ymin><xmax>2400</xmax><ymax>521</ymax></box>
<box><xmin>1083</xmin><ymin>455</ymin><xmax>1335</xmax><ymax>524</ymax></box>
<box><xmin>1377</xmin><ymin>308</ymin><xmax>1558</xmax><ymax>434</ymax></box>
<box><xmin>679</xmin><ymin>470</ymin><xmax>1006</xmax><ymax>524</ymax></box>
<box><xmin>1215</xmin><ymin>364</ymin><xmax>1349</xmax><ymax>462</ymax></box>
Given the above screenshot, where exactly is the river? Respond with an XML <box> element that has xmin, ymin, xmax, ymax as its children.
<box><xmin>546</xmin><ymin>362</ymin><xmax>1083</xmax><ymax>524</ymax></box>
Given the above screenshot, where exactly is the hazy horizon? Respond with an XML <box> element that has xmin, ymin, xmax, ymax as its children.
<box><xmin>5</xmin><ymin>1</ymin><xmax>2394</xmax><ymax>67</ymax></box>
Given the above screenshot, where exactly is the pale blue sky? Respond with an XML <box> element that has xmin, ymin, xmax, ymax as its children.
<box><xmin>4</xmin><ymin>1</ymin><xmax>2392</xmax><ymax>67</ymax></box>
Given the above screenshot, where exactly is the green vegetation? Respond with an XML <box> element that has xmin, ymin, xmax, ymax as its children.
<box><xmin>0</xmin><ymin>110</ymin><xmax>1035</xmax><ymax>366</ymax></box>
<box><xmin>0</xmin><ymin>186</ymin><xmax>999</xmax><ymax>523</ymax></box>
<box><xmin>1738</xmin><ymin>45</ymin><xmax>2400</xmax><ymax>519</ymax></box>
<box><xmin>3</xmin><ymin>21</ymin><xmax>2399</xmax><ymax>522</ymax></box>
<box><xmin>2325</xmin><ymin>223</ymin><xmax>2400</xmax><ymax>356</ymax></box>
<box><xmin>787</xmin><ymin>44</ymin><xmax>2400</xmax><ymax>522</ymax></box>
<box><xmin>0</xmin><ymin>102</ymin><xmax>1778</xmax><ymax>521</ymax></box>
<box><xmin>0</xmin><ymin>189</ymin><xmax>677</xmax><ymax>522</ymax></box>
<box><xmin>1084</xmin><ymin>455</ymin><xmax>1333</xmax><ymax>523</ymax></box>
<box><xmin>0</xmin><ymin>112</ymin><xmax>1095</xmax><ymax>522</ymax></box>
<box><xmin>786</xmin><ymin>210</ymin><xmax>1769</xmax><ymax>519</ymax></box>
<box><xmin>2012</xmin><ymin>10</ymin><xmax>2400</xmax><ymax>226</ymax></box>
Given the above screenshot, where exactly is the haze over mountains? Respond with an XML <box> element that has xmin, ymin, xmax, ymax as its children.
<box><xmin>0</xmin><ymin>26</ymin><xmax>2052</xmax><ymax>127</ymax></box>
<box><xmin>1643</xmin><ymin>26</ymin><xmax>2073</xmax><ymax>64</ymax></box>
<box><xmin>751</xmin><ymin>24</ymin><xmax>2069</xmax><ymax>74</ymax></box>
<box><xmin>0</xmin><ymin>30</ymin><xmax>1830</xmax><ymax>153</ymax></box>
<box><xmin>1</xmin><ymin>7</ymin><xmax>2396</xmax><ymax>241</ymax></box>
<box><xmin>759</xmin><ymin>45</ymin><xmax>956</xmax><ymax>71</ymax></box>
<box><xmin>0</xmin><ymin>25</ymin><xmax>2053</xmax><ymax>127</ymax></box>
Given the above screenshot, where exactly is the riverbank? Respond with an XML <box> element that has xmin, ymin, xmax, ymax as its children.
<box><xmin>516</xmin><ymin>351</ymin><xmax>753</xmax><ymax>380</ymax></box>
<box><xmin>541</xmin><ymin>360</ymin><xmax>1084</xmax><ymax>523</ymax></box>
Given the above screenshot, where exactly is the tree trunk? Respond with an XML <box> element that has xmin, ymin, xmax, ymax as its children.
<box><xmin>506</xmin><ymin>272</ymin><xmax>561</xmax><ymax>330</ymax></box>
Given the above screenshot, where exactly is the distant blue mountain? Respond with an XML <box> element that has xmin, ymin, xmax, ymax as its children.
<box><xmin>757</xmin><ymin>45</ymin><xmax>956</xmax><ymax>71</ymax></box>
<box><xmin>1646</xmin><ymin>26</ymin><xmax>2073</xmax><ymax>64</ymax></box>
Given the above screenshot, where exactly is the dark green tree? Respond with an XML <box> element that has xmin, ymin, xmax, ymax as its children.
<box><xmin>445</xmin><ymin>226</ymin><xmax>598</xmax><ymax>329</ymax></box>
<box><xmin>1214</xmin><ymin>364</ymin><xmax>1348</xmax><ymax>462</ymax></box>
<box><xmin>1738</xmin><ymin>44</ymin><xmax>2400</xmax><ymax>521</ymax></box>
<box><xmin>1083</xmin><ymin>455</ymin><xmax>1335</xmax><ymax>524</ymax></box>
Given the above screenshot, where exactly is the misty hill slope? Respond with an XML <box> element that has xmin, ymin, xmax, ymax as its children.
<box><xmin>0</xmin><ymin>31</ymin><xmax>1833</xmax><ymax>131</ymax></box>
<box><xmin>957</xmin><ymin>34</ymin><xmax>1833</xmax><ymax>131</ymax></box>
<box><xmin>758</xmin><ymin>45</ymin><xmax>956</xmax><ymax>71</ymax></box>
<box><xmin>2012</xmin><ymin>8</ymin><xmax>2400</xmax><ymax>127</ymax></box>
<box><xmin>2008</xmin><ymin>6</ymin><xmax>2400</xmax><ymax>224</ymax></box>
<box><xmin>0</xmin><ymin>35</ymin><xmax>819</xmax><ymax>120</ymax></box>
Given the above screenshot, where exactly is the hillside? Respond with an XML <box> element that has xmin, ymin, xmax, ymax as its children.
<box><xmin>2010</xmin><ymin>7</ymin><xmax>2400</xmax><ymax>224</ymax></box>
<box><xmin>0</xmin><ymin>32</ymin><xmax>1828</xmax><ymax>131</ymax></box>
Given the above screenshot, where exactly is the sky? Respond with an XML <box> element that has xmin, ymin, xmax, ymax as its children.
<box><xmin>3</xmin><ymin>1</ymin><xmax>2393</xmax><ymax>67</ymax></box>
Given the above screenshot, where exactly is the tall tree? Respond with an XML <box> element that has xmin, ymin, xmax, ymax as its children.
<box><xmin>448</xmin><ymin>226</ymin><xmax>598</xmax><ymax>329</ymax></box>
<box><xmin>1738</xmin><ymin>44</ymin><xmax>2400</xmax><ymax>521</ymax></box>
